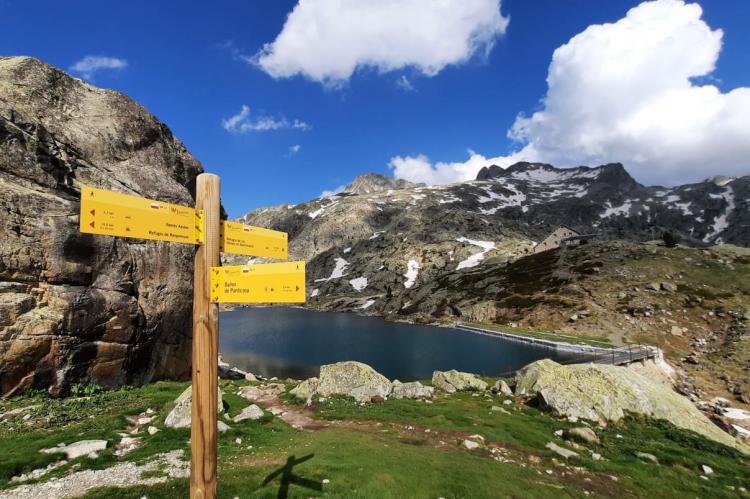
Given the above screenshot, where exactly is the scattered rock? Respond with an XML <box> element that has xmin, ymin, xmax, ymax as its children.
<box><xmin>566</xmin><ymin>427</ymin><xmax>600</xmax><ymax>445</ymax></box>
<box><xmin>462</xmin><ymin>440</ymin><xmax>481</xmax><ymax>450</ymax></box>
<box><xmin>647</xmin><ymin>282</ymin><xmax>661</xmax><ymax>292</ymax></box>
<box><xmin>115</xmin><ymin>437</ymin><xmax>141</xmax><ymax>456</ymax></box>
<box><xmin>290</xmin><ymin>378</ymin><xmax>319</xmax><ymax>401</ymax></box>
<box><xmin>701</xmin><ymin>464</ymin><xmax>714</xmax><ymax>475</ymax></box>
<box><xmin>41</xmin><ymin>440</ymin><xmax>108</xmax><ymax>460</ymax></box>
<box><xmin>670</xmin><ymin>325</ymin><xmax>684</xmax><ymax>336</ymax></box>
<box><xmin>232</xmin><ymin>404</ymin><xmax>265</xmax><ymax>423</ymax></box>
<box><xmin>545</xmin><ymin>442</ymin><xmax>578</xmax><ymax>459</ymax></box>
<box><xmin>591</xmin><ymin>452</ymin><xmax>602</xmax><ymax>461</ymax></box>
<box><xmin>10</xmin><ymin>460</ymin><xmax>66</xmax><ymax>483</ymax></box>
<box><xmin>7</xmin><ymin>449</ymin><xmax>189</xmax><ymax>497</ymax></box>
<box><xmin>391</xmin><ymin>380</ymin><xmax>434</xmax><ymax>399</ymax></box>
<box><xmin>491</xmin><ymin>380</ymin><xmax>514</xmax><ymax>396</ymax></box>
<box><xmin>164</xmin><ymin>386</ymin><xmax>224</xmax><ymax>429</ymax></box>
<box><xmin>147</xmin><ymin>426</ymin><xmax>159</xmax><ymax>435</ymax></box>
<box><xmin>432</xmin><ymin>370</ymin><xmax>488</xmax><ymax>393</ymax></box>
<box><xmin>217</xmin><ymin>421</ymin><xmax>230</xmax><ymax>433</ymax></box>
<box><xmin>636</xmin><ymin>452</ymin><xmax>659</xmax><ymax>464</ymax></box>
<box><xmin>661</xmin><ymin>282</ymin><xmax>678</xmax><ymax>292</ymax></box>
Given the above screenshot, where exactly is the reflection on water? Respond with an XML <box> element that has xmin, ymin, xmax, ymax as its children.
<box><xmin>220</xmin><ymin>307</ymin><xmax>583</xmax><ymax>381</ymax></box>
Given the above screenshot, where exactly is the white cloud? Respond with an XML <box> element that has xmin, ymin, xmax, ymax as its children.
<box><xmin>252</xmin><ymin>0</ymin><xmax>509</xmax><ymax>86</ymax></box>
<box><xmin>389</xmin><ymin>150</ymin><xmax>527</xmax><ymax>185</ymax></box>
<box><xmin>396</xmin><ymin>75</ymin><xmax>415</xmax><ymax>92</ymax></box>
<box><xmin>508</xmin><ymin>0</ymin><xmax>750</xmax><ymax>185</ymax></box>
<box><xmin>70</xmin><ymin>56</ymin><xmax>127</xmax><ymax>79</ymax></box>
<box><xmin>222</xmin><ymin>105</ymin><xmax>311</xmax><ymax>133</ymax></box>
<box><xmin>288</xmin><ymin>144</ymin><xmax>301</xmax><ymax>156</ymax></box>
<box><xmin>392</xmin><ymin>0</ymin><xmax>750</xmax><ymax>186</ymax></box>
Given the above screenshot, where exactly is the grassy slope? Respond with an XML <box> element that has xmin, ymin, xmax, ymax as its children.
<box><xmin>1</xmin><ymin>380</ymin><xmax>748</xmax><ymax>498</ymax></box>
<box><xmin>466</xmin><ymin>241</ymin><xmax>750</xmax><ymax>404</ymax></box>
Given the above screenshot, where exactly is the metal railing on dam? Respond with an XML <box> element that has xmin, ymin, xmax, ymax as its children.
<box><xmin>456</xmin><ymin>324</ymin><xmax>659</xmax><ymax>374</ymax></box>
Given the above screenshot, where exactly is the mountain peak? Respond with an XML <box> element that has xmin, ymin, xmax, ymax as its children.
<box><xmin>344</xmin><ymin>173</ymin><xmax>420</xmax><ymax>195</ymax></box>
<box><xmin>476</xmin><ymin>161</ymin><xmax>641</xmax><ymax>191</ymax></box>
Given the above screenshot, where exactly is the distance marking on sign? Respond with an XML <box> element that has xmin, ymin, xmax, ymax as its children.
<box><xmin>210</xmin><ymin>261</ymin><xmax>305</xmax><ymax>304</ymax></box>
<box><xmin>80</xmin><ymin>185</ymin><xmax>204</xmax><ymax>244</ymax></box>
<box><xmin>220</xmin><ymin>221</ymin><xmax>288</xmax><ymax>258</ymax></box>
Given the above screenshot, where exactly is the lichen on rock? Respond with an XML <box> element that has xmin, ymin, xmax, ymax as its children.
<box><xmin>515</xmin><ymin>359</ymin><xmax>744</xmax><ymax>451</ymax></box>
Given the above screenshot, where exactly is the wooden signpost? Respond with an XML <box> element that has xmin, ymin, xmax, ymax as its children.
<box><xmin>80</xmin><ymin>173</ymin><xmax>305</xmax><ymax>499</ymax></box>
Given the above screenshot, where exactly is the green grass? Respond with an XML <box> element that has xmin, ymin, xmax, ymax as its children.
<box><xmin>2</xmin><ymin>380</ymin><xmax>749</xmax><ymax>498</ymax></box>
<box><xmin>467</xmin><ymin>322</ymin><xmax>613</xmax><ymax>347</ymax></box>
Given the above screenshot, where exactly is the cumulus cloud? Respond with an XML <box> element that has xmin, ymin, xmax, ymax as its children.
<box><xmin>222</xmin><ymin>105</ymin><xmax>311</xmax><ymax>133</ymax></box>
<box><xmin>393</xmin><ymin>0</ymin><xmax>750</xmax><ymax>186</ymax></box>
<box><xmin>252</xmin><ymin>0</ymin><xmax>509</xmax><ymax>86</ymax></box>
<box><xmin>389</xmin><ymin>150</ymin><xmax>528</xmax><ymax>185</ymax></box>
<box><xmin>70</xmin><ymin>56</ymin><xmax>127</xmax><ymax>79</ymax></box>
<box><xmin>287</xmin><ymin>144</ymin><xmax>301</xmax><ymax>156</ymax></box>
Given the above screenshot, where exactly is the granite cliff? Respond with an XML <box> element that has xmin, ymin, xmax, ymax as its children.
<box><xmin>0</xmin><ymin>56</ymin><xmax>202</xmax><ymax>396</ymax></box>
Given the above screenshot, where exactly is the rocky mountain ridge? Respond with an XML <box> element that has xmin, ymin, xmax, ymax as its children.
<box><xmin>236</xmin><ymin>162</ymin><xmax>749</xmax><ymax>321</ymax></box>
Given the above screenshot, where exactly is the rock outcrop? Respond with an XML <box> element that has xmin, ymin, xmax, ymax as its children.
<box><xmin>515</xmin><ymin>359</ymin><xmax>743</xmax><ymax>450</ymax></box>
<box><xmin>0</xmin><ymin>56</ymin><xmax>203</xmax><ymax>396</ymax></box>
<box><xmin>290</xmin><ymin>361</ymin><xmax>391</xmax><ymax>403</ymax></box>
<box><xmin>432</xmin><ymin>370</ymin><xmax>488</xmax><ymax>393</ymax></box>
<box><xmin>314</xmin><ymin>361</ymin><xmax>391</xmax><ymax>402</ymax></box>
<box><xmin>390</xmin><ymin>380</ymin><xmax>434</xmax><ymax>399</ymax></box>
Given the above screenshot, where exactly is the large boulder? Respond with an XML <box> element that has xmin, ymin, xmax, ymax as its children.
<box><xmin>0</xmin><ymin>56</ymin><xmax>203</xmax><ymax>396</ymax></box>
<box><xmin>391</xmin><ymin>380</ymin><xmax>434</xmax><ymax>399</ymax></box>
<box><xmin>164</xmin><ymin>385</ymin><xmax>223</xmax><ymax>429</ymax></box>
<box><xmin>515</xmin><ymin>359</ymin><xmax>743</xmax><ymax>450</ymax></box>
<box><xmin>313</xmin><ymin>361</ymin><xmax>391</xmax><ymax>403</ymax></box>
<box><xmin>432</xmin><ymin>370</ymin><xmax>488</xmax><ymax>393</ymax></box>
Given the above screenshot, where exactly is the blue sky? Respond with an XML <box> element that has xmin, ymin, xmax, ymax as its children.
<box><xmin>2</xmin><ymin>0</ymin><xmax>749</xmax><ymax>217</ymax></box>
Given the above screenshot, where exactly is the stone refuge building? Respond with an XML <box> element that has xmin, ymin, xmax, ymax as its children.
<box><xmin>533</xmin><ymin>226</ymin><xmax>581</xmax><ymax>253</ymax></box>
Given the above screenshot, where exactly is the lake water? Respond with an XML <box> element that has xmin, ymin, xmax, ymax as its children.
<box><xmin>219</xmin><ymin>307</ymin><xmax>584</xmax><ymax>381</ymax></box>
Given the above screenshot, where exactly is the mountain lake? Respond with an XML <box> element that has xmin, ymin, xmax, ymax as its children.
<box><xmin>220</xmin><ymin>307</ymin><xmax>590</xmax><ymax>380</ymax></box>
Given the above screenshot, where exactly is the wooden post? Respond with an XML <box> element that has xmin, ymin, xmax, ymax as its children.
<box><xmin>191</xmin><ymin>173</ymin><xmax>221</xmax><ymax>499</ymax></box>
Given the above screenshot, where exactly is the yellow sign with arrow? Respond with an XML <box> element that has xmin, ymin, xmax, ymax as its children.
<box><xmin>79</xmin><ymin>185</ymin><xmax>204</xmax><ymax>244</ymax></box>
<box><xmin>220</xmin><ymin>221</ymin><xmax>287</xmax><ymax>258</ymax></box>
<box><xmin>210</xmin><ymin>261</ymin><xmax>305</xmax><ymax>303</ymax></box>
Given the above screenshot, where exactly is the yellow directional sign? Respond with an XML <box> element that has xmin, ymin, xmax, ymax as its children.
<box><xmin>220</xmin><ymin>221</ymin><xmax>287</xmax><ymax>258</ymax></box>
<box><xmin>80</xmin><ymin>185</ymin><xmax>204</xmax><ymax>245</ymax></box>
<box><xmin>210</xmin><ymin>262</ymin><xmax>305</xmax><ymax>304</ymax></box>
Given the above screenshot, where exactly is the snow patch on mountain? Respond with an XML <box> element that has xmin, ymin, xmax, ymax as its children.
<box><xmin>316</xmin><ymin>257</ymin><xmax>349</xmax><ymax>282</ymax></box>
<box><xmin>600</xmin><ymin>201</ymin><xmax>633</xmax><ymax>219</ymax></box>
<box><xmin>704</xmin><ymin>187</ymin><xmax>735</xmax><ymax>243</ymax></box>
<box><xmin>455</xmin><ymin>237</ymin><xmax>495</xmax><ymax>270</ymax></box>
<box><xmin>349</xmin><ymin>277</ymin><xmax>368</xmax><ymax>291</ymax></box>
<box><xmin>309</xmin><ymin>199</ymin><xmax>339</xmax><ymax>219</ymax></box>
<box><xmin>404</xmin><ymin>260</ymin><xmax>420</xmax><ymax>288</ymax></box>
<box><xmin>360</xmin><ymin>299</ymin><xmax>375</xmax><ymax>309</ymax></box>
